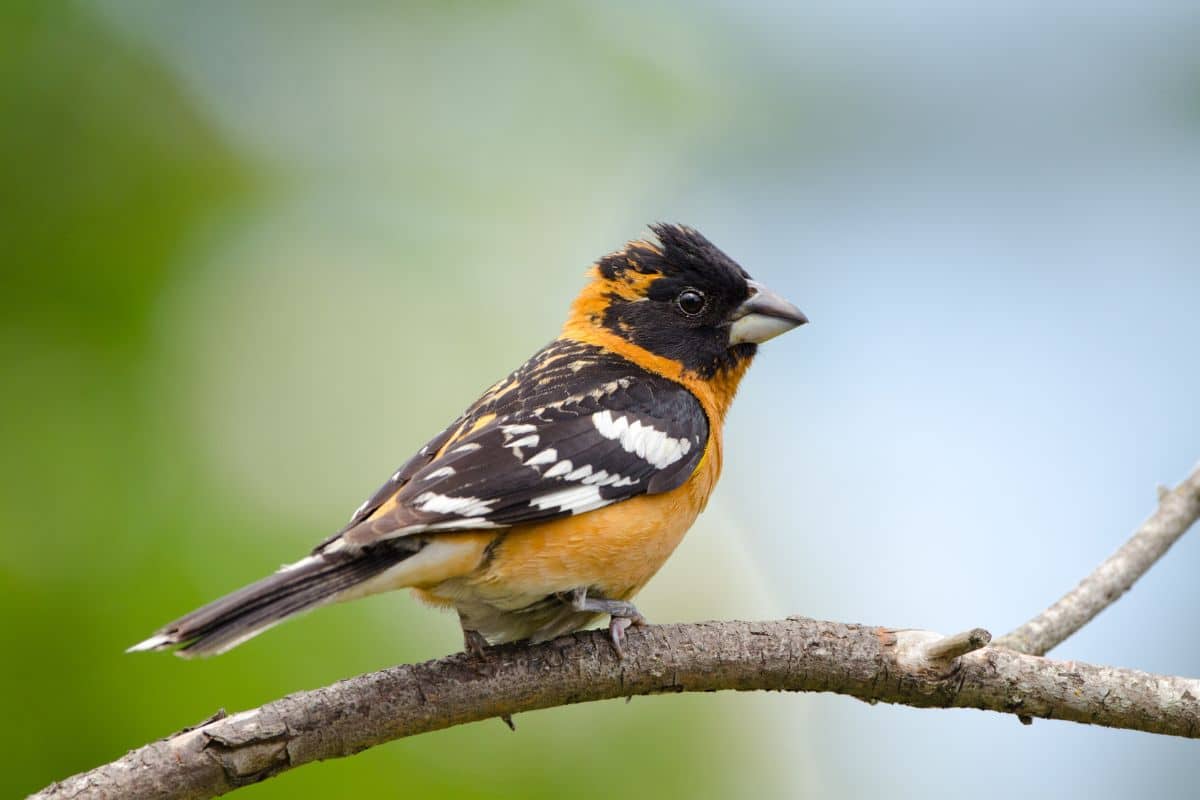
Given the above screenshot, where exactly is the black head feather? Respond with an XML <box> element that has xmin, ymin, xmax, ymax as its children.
<box><xmin>595</xmin><ymin>223</ymin><xmax>758</xmax><ymax>377</ymax></box>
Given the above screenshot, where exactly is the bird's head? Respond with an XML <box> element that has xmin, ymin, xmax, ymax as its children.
<box><xmin>565</xmin><ymin>223</ymin><xmax>807</xmax><ymax>382</ymax></box>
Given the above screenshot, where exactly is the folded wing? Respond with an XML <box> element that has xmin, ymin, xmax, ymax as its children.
<box><xmin>326</xmin><ymin>342</ymin><xmax>709</xmax><ymax>552</ymax></box>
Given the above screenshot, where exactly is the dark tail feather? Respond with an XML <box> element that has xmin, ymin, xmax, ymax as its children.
<box><xmin>128</xmin><ymin>543</ymin><xmax>417</xmax><ymax>658</ymax></box>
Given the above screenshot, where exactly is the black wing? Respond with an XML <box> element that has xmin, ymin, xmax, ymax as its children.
<box><xmin>323</xmin><ymin>340</ymin><xmax>709</xmax><ymax>551</ymax></box>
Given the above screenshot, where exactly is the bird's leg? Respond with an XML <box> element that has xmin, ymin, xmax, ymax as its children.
<box><xmin>458</xmin><ymin>610</ymin><xmax>489</xmax><ymax>658</ymax></box>
<box><xmin>570</xmin><ymin>588</ymin><xmax>646</xmax><ymax>658</ymax></box>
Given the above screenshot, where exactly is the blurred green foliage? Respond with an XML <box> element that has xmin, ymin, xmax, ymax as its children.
<box><xmin>0</xmin><ymin>3</ymin><xmax>787</xmax><ymax>797</ymax></box>
<box><xmin>0</xmin><ymin>0</ymin><xmax>247</xmax><ymax>345</ymax></box>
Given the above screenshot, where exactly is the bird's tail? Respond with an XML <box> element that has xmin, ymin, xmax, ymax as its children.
<box><xmin>127</xmin><ymin>541</ymin><xmax>420</xmax><ymax>658</ymax></box>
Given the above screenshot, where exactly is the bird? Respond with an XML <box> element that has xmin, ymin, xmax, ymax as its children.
<box><xmin>129</xmin><ymin>223</ymin><xmax>807</xmax><ymax>659</ymax></box>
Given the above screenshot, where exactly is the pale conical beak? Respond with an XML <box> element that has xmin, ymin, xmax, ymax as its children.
<box><xmin>729</xmin><ymin>280</ymin><xmax>808</xmax><ymax>345</ymax></box>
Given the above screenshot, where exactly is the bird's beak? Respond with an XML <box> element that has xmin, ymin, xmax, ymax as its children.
<box><xmin>728</xmin><ymin>280</ymin><xmax>808</xmax><ymax>345</ymax></box>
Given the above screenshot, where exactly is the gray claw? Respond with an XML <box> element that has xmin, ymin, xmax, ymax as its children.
<box><xmin>609</xmin><ymin>616</ymin><xmax>634</xmax><ymax>658</ymax></box>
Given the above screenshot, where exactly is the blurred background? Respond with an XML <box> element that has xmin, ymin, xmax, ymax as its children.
<box><xmin>3</xmin><ymin>1</ymin><xmax>1199</xmax><ymax>797</ymax></box>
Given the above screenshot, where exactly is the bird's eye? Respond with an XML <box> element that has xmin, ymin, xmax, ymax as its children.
<box><xmin>676</xmin><ymin>289</ymin><xmax>707</xmax><ymax>316</ymax></box>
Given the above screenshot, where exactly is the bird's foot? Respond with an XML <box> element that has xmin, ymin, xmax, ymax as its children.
<box><xmin>463</xmin><ymin>629</ymin><xmax>489</xmax><ymax>659</ymax></box>
<box><xmin>569</xmin><ymin>588</ymin><xmax>646</xmax><ymax>658</ymax></box>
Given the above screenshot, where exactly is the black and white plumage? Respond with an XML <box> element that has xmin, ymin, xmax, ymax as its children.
<box><xmin>327</xmin><ymin>339</ymin><xmax>709</xmax><ymax>550</ymax></box>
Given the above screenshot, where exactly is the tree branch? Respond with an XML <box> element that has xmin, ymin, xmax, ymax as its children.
<box><xmin>995</xmin><ymin>462</ymin><xmax>1200</xmax><ymax>655</ymax></box>
<box><xmin>31</xmin><ymin>462</ymin><xmax>1200</xmax><ymax>800</ymax></box>
<box><xmin>32</xmin><ymin>618</ymin><xmax>1200</xmax><ymax>800</ymax></box>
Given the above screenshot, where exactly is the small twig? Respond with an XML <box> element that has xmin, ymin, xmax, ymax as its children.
<box><xmin>893</xmin><ymin>627</ymin><xmax>992</xmax><ymax>672</ymax></box>
<box><xmin>921</xmin><ymin>628</ymin><xmax>992</xmax><ymax>662</ymax></box>
<box><xmin>996</xmin><ymin>462</ymin><xmax>1200</xmax><ymax>656</ymax></box>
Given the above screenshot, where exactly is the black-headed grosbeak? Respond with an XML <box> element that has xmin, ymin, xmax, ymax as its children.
<box><xmin>131</xmin><ymin>224</ymin><xmax>806</xmax><ymax>658</ymax></box>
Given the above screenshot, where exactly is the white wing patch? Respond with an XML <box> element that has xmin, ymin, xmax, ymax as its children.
<box><xmin>413</xmin><ymin>491</ymin><xmax>494</xmax><ymax>517</ymax></box>
<box><xmin>501</xmin><ymin>424</ymin><xmax>537</xmax><ymax>437</ymax></box>
<box><xmin>507</xmin><ymin>434</ymin><xmax>539</xmax><ymax>451</ymax></box>
<box><xmin>580</xmin><ymin>468</ymin><xmax>637</xmax><ymax>488</ymax></box>
<box><xmin>543</xmin><ymin>460</ymin><xmax>573</xmax><ymax>479</ymax></box>
<box><xmin>423</xmin><ymin>466</ymin><xmax>457</xmax><ymax>480</ymax></box>
<box><xmin>528</xmin><ymin>484</ymin><xmax>609</xmax><ymax>514</ymax></box>
<box><xmin>501</xmin><ymin>424</ymin><xmax>541</xmax><ymax>458</ymax></box>
<box><xmin>591</xmin><ymin>410</ymin><xmax>692</xmax><ymax>469</ymax></box>
<box><xmin>565</xmin><ymin>464</ymin><xmax>593</xmax><ymax>481</ymax></box>
<box><xmin>524</xmin><ymin>448</ymin><xmax>558</xmax><ymax>467</ymax></box>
